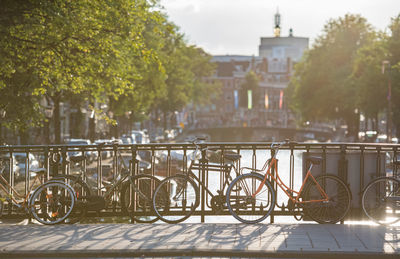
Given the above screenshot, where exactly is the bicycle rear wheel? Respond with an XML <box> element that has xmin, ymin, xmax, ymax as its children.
<box><xmin>121</xmin><ymin>174</ymin><xmax>162</xmax><ymax>223</ymax></box>
<box><xmin>52</xmin><ymin>175</ymin><xmax>91</xmax><ymax>224</ymax></box>
<box><xmin>152</xmin><ymin>174</ymin><xmax>199</xmax><ymax>224</ymax></box>
<box><xmin>0</xmin><ymin>194</ymin><xmax>3</xmax><ymax>217</ymax></box>
<box><xmin>29</xmin><ymin>181</ymin><xmax>76</xmax><ymax>225</ymax></box>
<box><xmin>362</xmin><ymin>177</ymin><xmax>400</xmax><ymax>225</ymax></box>
<box><xmin>226</xmin><ymin>173</ymin><xmax>275</xmax><ymax>224</ymax></box>
<box><xmin>303</xmin><ymin>174</ymin><xmax>351</xmax><ymax>224</ymax></box>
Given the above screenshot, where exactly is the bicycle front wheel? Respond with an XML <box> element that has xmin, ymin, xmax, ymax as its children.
<box><xmin>52</xmin><ymin>175</ymin><xmax>91</xmax><ymax>224</ymax></box>
<box><xmin>226</xmin><ymin>173</ymin><xmax>275</xmax><ymax>224</ymax></box>
<box><xmin>303</xmin><ymin>175</ymin><xmax>351</xmax><ymax>224</ymax></box>
<box><xmin>0</xmin><ymin>194</ymin><xmax>4</xmax><ymax>217</ymax></box>
<box><xmin>121</xmin><ymin>174</ymin><xmax>162</xmax><ymax>223</ymax></box>
<box><xmin>29</xmin><ymin>181</ymin><xmax>76</xmax><ymax>225</ymax></box>
<box><xmin>362</xmin><ymin>177</ymin><xmax>400</xmax><ymax>225</ymax></box>
<box><xmin>152</xmin><ymin>174</ymin><xmax>199</xmax><ymax>224</ymax></box>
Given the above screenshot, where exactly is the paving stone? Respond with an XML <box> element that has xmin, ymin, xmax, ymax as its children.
<box><xmin>0</xmin><ymin>223</ymin><xmax>399</xmax><ymax>257</ymax></box>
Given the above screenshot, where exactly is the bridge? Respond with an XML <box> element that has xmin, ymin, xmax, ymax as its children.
<box><xmin>180</xmin><ymin>125</ymin><xmax>335</xmax><ymax>142</ymax></box>
<box><xmin>0</xmin><ymin>222</ymin><xmax>399</xmax><ymax>258</ymax></box>
<box><xmin>1</xmin><ymin>141</ymin><xmax>399</xmax><ymax>258</ymax></box>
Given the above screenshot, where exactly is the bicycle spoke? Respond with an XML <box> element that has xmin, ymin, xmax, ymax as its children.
<box><xmin>362</xmin><ymin>177</ymin><xmax>400</xmax><ymax>225</ymax></box>
<box><xmin>303</xmin><ymin>175</ymin><xmax>351</xmax><ymax>224</ymax></box>
<box><xmin>152</xmin><ymin>175</ymin><xmax>199</xmax><ymax>224</ymax></box>
<box><xmin>226</xmin><ymin>173</ymin><xmax>275</xmax><ymax>224</ymax></box>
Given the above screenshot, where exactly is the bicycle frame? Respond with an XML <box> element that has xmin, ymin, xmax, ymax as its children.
<box><xmin>176</xmin><ymin>142</ymin><xmax>240</xmax><ymax>208</ymax></box>
<box><xmin>0</xmin><ymin>171</ymin><xmax>44</xmax><ymax>208</ymax></box>
<box><xmin>244</xmin><ymin>146</ymin><xmax>329</xmax><ymax>205</ymax></box>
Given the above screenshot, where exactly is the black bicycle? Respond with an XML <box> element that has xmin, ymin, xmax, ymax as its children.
<box><xmin>52</xmin><ymin>141</ymin><xmax>162</xmax><ymax>223</ymax></box>
<box><xmin>152</xmin><ymin>137</ymin><xmax>242</xmax><ymax>223</ymax></box>
<box><xmin>361</xmin><ymin>160</ymin><xmax>400</xmax><ymax>225</ymax></box>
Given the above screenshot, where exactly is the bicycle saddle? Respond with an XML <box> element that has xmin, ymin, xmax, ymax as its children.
<box><xmin>70</xmin><ymin>155</ymin><xmax>86</xmax><ymax>163</ymax></box>
<box><xmin>30</xmin><ymin>168</ymin><xmax>47</xmax><ymax>175</ymax></box>
<box><xmin>307</xmin><ymin>156</ymin><xmax>322</xmax><ymax>165</ymax></box>
<box><xmin>224</xmin><ymin>153</ymin><xmax>241</xmax><ymax>162</ymax></box>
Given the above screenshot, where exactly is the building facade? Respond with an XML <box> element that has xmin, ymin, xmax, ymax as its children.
<box><xmin>194</xmin><ymin>11</ymin><xmax>309</xmax><ymax>132</ymax></box>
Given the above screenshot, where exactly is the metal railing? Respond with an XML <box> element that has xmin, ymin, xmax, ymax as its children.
<box><xmin>1</xmin><ymin>142</ymin><xmax>399</xmax><ymax>222</ymax></box>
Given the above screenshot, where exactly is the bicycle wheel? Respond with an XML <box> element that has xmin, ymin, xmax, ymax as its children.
<box><xmin>29</xmin><ymin>181</ymin><xmax>76</xmax><ymax>225</ymax></box>
<box><xmin>226</xmin><ymin>173</ymin><xmax>275</xmax><ymax>224</ymax></box>
<box><xmin>303</xmin><ymin>174</ymin><xmax>351</xmax><ymax>224</ymax></box>
<box><xmin>121</xmin><ymin>174</ymin><xmax>162</xmax><ymax>223</ymax></box>
<box><xmin>52</xmin><ymin>175</ymin><xmax>91</xmax><ymax>224</ymax></box>
<box><xmin>152</xmin><ymin>174</ymin><xmax>199</xmax><ymax>224</ymax></box>
<box><xmin>362</xmin><ymin>177</ymin><xmax>400</xmax><ymax>225</ymax></box>
<box><xmin>0</xmin><ymin>194</ymin><xmax>4</xmax><ymax>217</ymax></box>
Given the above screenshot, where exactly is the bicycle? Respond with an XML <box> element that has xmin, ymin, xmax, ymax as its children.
<box><xmin>226</xmin><ymin>140</ymin><xmax>352</xmax><ymax>224</ymax></box>
<box><xmin>152</xmin><ymin>137</ymin><xmax>242</xmax><ymax>224</ymax></box>
<box><xmin>53</xmin><ymin>141</ymin><xmax>162</xmax><ymax>223</ymax></box>
<box><xmin>0</xmin><ymin>158</ymin><xmax>76</xmax><ymax>225</ymax></box>
<box><xmin>361</xmin><ymin>160</ymin><xmax>400</xmax><ymax>225</ymax></box>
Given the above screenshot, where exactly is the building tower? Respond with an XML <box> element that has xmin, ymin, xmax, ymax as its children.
<box><xmin>274</xmin><ymin>9</ymin><xmax>281</xmax><ymax>37</ymax></box>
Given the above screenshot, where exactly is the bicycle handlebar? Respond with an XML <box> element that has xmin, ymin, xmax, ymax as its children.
<box><xmin>270</xmin><ymin>139</ymin><xmax>298</xmax><ymax>150</ymax></box>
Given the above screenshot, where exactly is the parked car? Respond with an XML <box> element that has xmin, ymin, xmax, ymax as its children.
<box><xmin>0</xmin><ymin>154</ymin><xmax>21</xmax><ymax>180</ymax></box>
<box><xmin>13</xmin><ymin>152</ymin><xmax>40</xmax><ymax>179</ymax></box>
<box><xmin>121</xmin><ymin>135</ymin><xmax>136</xmax><ymax>145</ymax></box>
<box><xmin>66</xmin><ymin>139</ymin><xmax>97</xmax><ymax>164</ymax></box>
<box><xmin>131</xmin><ymin>130</ymin><xmax>150</xmax><ymax>144</ymax></box>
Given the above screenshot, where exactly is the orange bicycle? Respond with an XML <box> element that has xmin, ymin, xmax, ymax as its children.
<box><xmin>226</xmin><ymin>140</ymin><xmax>351</xmax><ymax>224</ymax></box>
<box><xmin>0</xmin><ymin>158</ymin><xmax>76</xmax><ymax>225</ymax></box>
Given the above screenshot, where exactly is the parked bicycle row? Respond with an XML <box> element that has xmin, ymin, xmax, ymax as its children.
<box><xmin>1</xmin><ymin>139</ymin><xmax>399</xmax><ymax>225</ymax></box>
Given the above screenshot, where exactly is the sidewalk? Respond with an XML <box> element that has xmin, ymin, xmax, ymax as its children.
<box><xmin>0</xmin><ymin>223</ymin><xmax>399</xmax><ymax>258</ymax></box>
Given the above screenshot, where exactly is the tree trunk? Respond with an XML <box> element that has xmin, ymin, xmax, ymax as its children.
<box><xmin>163</xmin><ymin>110</ymin><xmax>168</xmax><ymax>132</ymax></box>
<box><xmin>88</xmin><ymin>101</ymin><xmax>95</xmax><ymax>142</ymax></box>
<box><xmin>52</xmin><ymin>94</ymin><xmax>61</xmax><ymax>144</ymax></box>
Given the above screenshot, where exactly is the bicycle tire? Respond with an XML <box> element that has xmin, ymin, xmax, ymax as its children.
<box><xmin>362</xmin><ymin>176</ymin><xmax>400</xmax><ymax>225</ymax></box>
<box><xmin>121</xmin><ymin>174</ymin><xmax>162</xmax><ymax>223</ymax></box>
<box><xmin>52</xmin><ymin>175</ymin><xmax>92</xmax><ymax>224</ymax></box>
<box><xmin>0</xmin><ymin>194</ymin><xmax>3</xmax><ymax>217</ymax></box>
<box><xmin>29</xmin><ymin>180</ymin><xmax>76</xmax><ymax>225</ymax></box>
<box><xmin>302</xmin><ymin>174</ymin><xmax>351</xmax><ymax>224</ymax></box>
<box><xmin>152</xmin><ymin>174</ymin><xmax>199</xmax><ymax>224</ymax></box>
<box><xmin>226</xmin><ymin>173</ymin><xmax>275</xmax><ymax>224</ymax></box>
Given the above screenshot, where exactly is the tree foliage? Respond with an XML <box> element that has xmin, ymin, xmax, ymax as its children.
<box><xmin>287</xmin><ymin>14</ymin><xmax>375</xmax><ymax>137</ymax></box>
<box><xmin>0</xmin><ymin>0</ymin><xmax>218</xmax><ymax>143</ymax></box>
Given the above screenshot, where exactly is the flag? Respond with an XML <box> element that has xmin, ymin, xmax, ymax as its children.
<box><xmin>279</xmin><ymin>90</ymin><xmax>283</xmax><ymax>109</ymax></box>
<box><xmin>234</xmin><ymin>90</ymin><xmax>239</xmax><ymax>109</ymax></box>
<box><xmin>265</xmin><ymin>93</ymin><xmax>269</xmax><ymax>109</ymax></box>
<box><xmin>247</xmin><ymin>90</ymin><xmax>252</xmax><ymax>109</ymax></box>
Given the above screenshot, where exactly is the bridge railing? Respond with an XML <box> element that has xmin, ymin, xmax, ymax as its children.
<box><xmin>0</xmin><ymin>142</ymin><xmax>399</xmax><ymax>222</ymax></box>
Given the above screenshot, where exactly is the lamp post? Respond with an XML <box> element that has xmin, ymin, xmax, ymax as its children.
<box><xmin>382</xmin><ymin>60</ymin><xmax>392</xmax><ymax>143</ymax></box>
<box><xmin>0</xmin><ymin>108</ymin><xmax>5</xmax><ymax>144</ymax></box>
<box><xmin>44</xmin><ymin>106</ymin><xmax>53</xmax><ymax>144</ymax></box>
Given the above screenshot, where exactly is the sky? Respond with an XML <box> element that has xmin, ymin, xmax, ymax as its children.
<box><xmin>159</xmin><ymin>0</ymin><xmax>400</xmax><ymax>56</ymax></box>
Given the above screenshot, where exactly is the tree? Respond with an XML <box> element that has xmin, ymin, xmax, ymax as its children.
<box><xmin>239</xmin><ymin>70</ymin><xmax>259</xmax><ymax>109</ymax></box>
<box><xmin>153</xmin><ymin>22</ymin><xmax>219</xmax><ymax>130</ymax></box>
<box><xmin>287</xmin><ymin>14</ymin><xmax>375</xmax><ymax>139</ymax></box>
<box><xmin>0</xmin><ymin>0</ymin><xmax>164</xmax><ymax>143</ymax></box>
<box><xmin>387</xmin><ymin>14</ymin><xmax>400</xmax><ymax>138</ymax></box>
<box><xmin>352</xmin><ymin>34</ymin><xmax>388</xmax><ymax>131</ymax></box>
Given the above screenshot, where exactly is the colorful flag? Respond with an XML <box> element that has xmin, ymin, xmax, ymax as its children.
<box><xmin>247</xmin><ymin>90</ymin><xmax>252</xmax><ymax>109</ymax></box>
<box><xmin>234</xmin><ymin>90</ymin><xmax>239</xmax><ymax>109</ymax></box>
<box><xmin>279</xmin><ymin>90</ymin><xmax>283</xmax><ymax>109</ymax></box>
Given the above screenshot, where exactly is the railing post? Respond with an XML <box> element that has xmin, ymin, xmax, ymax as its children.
<box><xmin>200</xmin><ymin>143</ymin><xmax>208</xmax><ymax>223</ymax></box>
<box><xmin>97</xmin><ymin>144</ymin><xmax>102</xmax><ymax>196</ymax></box>
<box><xmin>338</xmin><ymin>145</ymin><xmax>347</xmax><ymax>182</ymax></box>
<box><xmin>61</xmin><ymin>146</ymin><xmax>67</xmax><ymax>175</ymax></box>
<box><xmin>270</xmin><ymin>146</ymin><xmax>275</xmax><ymax>224</ymax></box>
